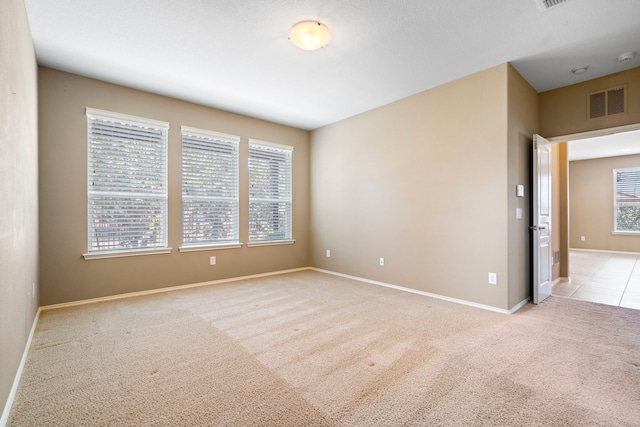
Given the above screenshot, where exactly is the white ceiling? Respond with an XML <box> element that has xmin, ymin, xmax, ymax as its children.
<box><xmin>24</xmin><ymin>0</ymin><xmax>640</xmax><ymax>130</ymax></box>
<box><xmin>569</xmin><ymin>129</ymin><xmax>640</xmax><ymax>161</ymax></box>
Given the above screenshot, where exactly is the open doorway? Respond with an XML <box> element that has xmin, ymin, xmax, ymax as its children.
<box><xmin>549</xmin><ymin>126</ymin><xmax>640</xmax><ymax>309</ymax></box>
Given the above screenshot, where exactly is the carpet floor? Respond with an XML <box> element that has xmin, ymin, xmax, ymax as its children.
<box><xmin>7</xmin><ymin>270</ymin><xmax>640</xmax><ymax>426</ymax></box>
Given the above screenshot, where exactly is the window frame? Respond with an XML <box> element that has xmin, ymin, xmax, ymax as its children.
<box><xmin>613</xmin><ymin>166</ymin><xmax>640</xmax><ymax>235</ymax></box>
<box><xmin>179</xmin><ymin>126</ymin><xmax>242</xmax><ymax>251</ymax></box>
<box><xmin>84</xmin><ymin>108</ymin><xmax>170</xmax><ymax>260</ymax></box>
<box><xmin>247</xmin><ymin>139</ymin><xmax>294</xmax><ymax>246</ymax></box>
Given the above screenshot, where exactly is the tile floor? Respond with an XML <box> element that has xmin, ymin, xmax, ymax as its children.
<box><xmin>553</xmin><ymin>250</ymin><xmax>640</xmax><ymax>309</ymax></box>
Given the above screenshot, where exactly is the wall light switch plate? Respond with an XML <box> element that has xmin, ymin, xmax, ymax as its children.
<box><xmin>379</xmin><ymin>257</ymin><xmax>385</xmax><ymax>266</ymax></box>
<box><xmin>326</xmin><ymin>249</ymin><xmax>331</xmax><ymax>258</ymax></box>
<box><xmin>210</xmin><ymin>256</ymin><xmax>216</xmax><ymax>265</ymax></box>
<box><xmin>516</xmin><ymin>185</ymin><xmax>525</xmax><ymax>198</ymax></box>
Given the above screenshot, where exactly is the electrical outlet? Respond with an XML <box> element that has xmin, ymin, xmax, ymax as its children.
<box><xmin>580</xmin><ymin>236</ymin><xmax>586</xmax><ymax>241</ymax></box>
<box><xmin>326</xmin><ymin>249</ymin><xmax>331</xmax><ymax>258</ymax></box>
<box><xmin>488</xmin><ymin>272</ymin><xmax>497</xmax><ymax>285</ymax></box>
<box><xmin>210</xmin><ymin>256</ymin><xmax>216</xmax><ymax>265</ymax></box>
<box><xmin>379</xmin><ymin>257</ymin><xmax>385</xmax><ymax>266</ymax></box>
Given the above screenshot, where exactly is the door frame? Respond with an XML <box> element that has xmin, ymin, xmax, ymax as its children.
<box><xmin>535</xmin><ymin>122</ymin><xmax>640</xmax><ymax>288</ymax></box>
<box><xmin>545</xmin><ymin>123</ymin><xmax>640</xmax><ymax>145</ymax></box>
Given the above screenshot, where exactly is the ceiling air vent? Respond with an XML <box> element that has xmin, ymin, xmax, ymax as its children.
<box><xmin>588</xmin><ymin>85</ymin><xmax>627</xmax><ymax>120</ymax></box>
<box><xmin>608</xmin><ymin>87</ymin><xmax>625</xmax><ymax>115</ymax></box>
<box><xmin>534</xmin><ymin>0</ymin><xmax>567</xmax><ymax>11</ymax></box>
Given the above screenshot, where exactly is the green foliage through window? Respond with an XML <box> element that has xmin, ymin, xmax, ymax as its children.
<box><xmin>87</xmin><ymin>108</ymin><xmax>169</xmax><ymax>253</ymax></box>
<box><xmin>181</xmin><ymin>127</ymin><xmax>239</xmax><ymax>246</ymax></box>
<box><xmin>248</xmin><ymin>141</ymin><xmax>293</xmax><ymax>242</ymax></box>
<box><xmin>614</xmin><ymin>168</ymin><xmax>640</xmax><ymax>232</ymax></box>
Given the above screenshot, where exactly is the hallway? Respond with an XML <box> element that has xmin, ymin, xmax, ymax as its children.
<box><xmin>552</xmin><ymin>250</ymin><xmax>640</xmax><ymax>309</ymax></box>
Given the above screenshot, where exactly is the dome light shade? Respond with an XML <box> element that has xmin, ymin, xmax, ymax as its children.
<box><xmin>571</xmin><ymin>66</ymin><xmax>589</xmax><ymax>75</ymax></box>
<box><xmin>289</xmin><ymin>21</ymin><xmax>331</xmax><ymax>50</ymax></box>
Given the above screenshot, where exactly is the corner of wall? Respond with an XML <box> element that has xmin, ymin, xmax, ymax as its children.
<box><xmin>507</xmin><ymin>63</ymin><xmax>539</xmax><ymax>309</ymax></box>
<box><xmin>311</xmin><ymin>65</ymin><xmax>513</xmax><ymax>311</ymax></box>
<box><xmin>0</xmin><ymin>0</ymin><xmax>40</xmax><ymax>416</ymax></box>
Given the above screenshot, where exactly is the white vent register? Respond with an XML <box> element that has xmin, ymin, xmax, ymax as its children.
<box><xmin>533</xmin><ymin>0</ymin><xmax>566</xmax><ymax>11</ymax></box>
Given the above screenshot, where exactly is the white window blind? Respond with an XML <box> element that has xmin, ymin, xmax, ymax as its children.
<box><xmin>181</xmin><ymin>127</ymin><xmax>240</xmax><ymax>246</ymax></box>
<box><xmin>86</xmin><ymin>108</ymin><xmax>169</xmax><ymax>253</ymax></box>
<box><xmin>248</xmin><ymin>140</ymin><xmax>293</xmax><ymax>242</ymax></box>
<box><xmin>614</xmin><ymin>167</ymin><xmax>640</xmax><ymax>232</ymax></box>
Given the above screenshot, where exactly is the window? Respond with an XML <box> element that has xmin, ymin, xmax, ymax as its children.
<box><xmin>614</xmin><ymin>167</ymin><xmax>640</xmax><ymax>233</ymax></box>
<box><xmin>86</xmin><ymin>108</ymin><xmax>169</xmax><ymax>256</ymax></box>
<box><xmin>181</xmin><ymin>127</ymin><xmax>240</xmax><ymax>248</ymax></box>
<box><xmin>248</xmin><ymin>140</ymin><xmax>293</xmax><ymax>243</ymax></box>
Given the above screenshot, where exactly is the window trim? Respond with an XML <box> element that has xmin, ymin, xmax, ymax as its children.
<box><xmin>247</xmin><ymin>240</ymin><xmax>295</xmax><ymax>248</ymax></box>
<box><xmin>248</xmin><ymin>139</ymin><xmax>294</xmax><ymax>243</ymax></box>
<box><xmin>178</xmin><ymin>243</ymin><xmax>243</xmax><ymax>252</ymax></box>
<box><xmin>86</xmin><ymin>107</ymin><xmax>170</xmax><ymax>130</ymax></box>
<box><xmin>180</xmin><ymin>126</ymin><xmax>241</xmax><ymax>248</ymax></box>
<box><xmin>248</xmin><ymin>138</ymin><xmax>293</xmax><ymax>151</ymax></box>
<box><xmin>613</xmin><ymin>166</ymin><xmax>640</xmax><ymax>234</ymax></box>
<box><xmin>83</xmin><ymin>248</ymin><xmax>172</xmax><ymax>260</ymax></box>
<box><xmin>85</xmin><ymin>108</ymin><xmax>170</xmax><ymax>257</ymax></box>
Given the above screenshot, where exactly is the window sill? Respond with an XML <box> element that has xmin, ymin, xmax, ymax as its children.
<box><xmin>247</xmin><ymin>239</ymin><xmax>295</xmax><ymax>248</ymax></box>
<box><xmin>179</xmin><ymin>243</ymin><xmax>243</xmax><ymax>252</ymax></box>
<box><xmin>83</xmin><ymin>248</ymin><xmax>173</xmax><ymax>260</ymax></box>
<box><xmin>611</xmin><ymin>231</ymin><xmax>640</xmax><ymax>236</ymax></box>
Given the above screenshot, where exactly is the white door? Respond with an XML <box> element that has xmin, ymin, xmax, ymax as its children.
<box><xmin>532</xmin><ymin>134</ymin><xmax>553</xmax><ymax>304</ymax></box>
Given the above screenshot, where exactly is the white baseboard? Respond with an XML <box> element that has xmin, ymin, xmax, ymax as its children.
<box><xmin>2</xmin><ymin>265</ymin><xmax>532</xmax><ymax>423</ymax></box>
<box><xmin>309</xmin><ymin>267</ymin><xmax>529</xmax><ymax>314</ymax></box>
<box><xmin>37</xmin><ymin>265</ymin><xmax>536</xmax><ymax>315</ymax></box>
<box><xmin>552</xmin><ymin>277</ymin><xmax>570</xmax><ymax>286</ymax></box>
<box><xmin>5</xmin><ymin>268</ymin><xmax>312</xmax><ymax>423</ymax></box>
<box><xmin>41</xmin><ymin>267</ymin><xmax>311</xmax><ymax>311</ymax></box>
<box><xmin>41</xmin><ymin>265</ymin><xmax>533</xmax><ymax>316</ymax></box>
<box><xmin>1</xmin><ymin>308</ymin><xmax>41</xmax><ymax>427</ymax></box>
<box><xmin>570</xmin><ymin>248</ymin><xmax>640</xmax><ymax>255</ymax></box>
<box><xmin>509</xmin><ymin>298</ymin><xmax>530</xmax><ymax>313</ymax></box>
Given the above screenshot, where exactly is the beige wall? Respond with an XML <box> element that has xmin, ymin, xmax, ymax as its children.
<box><xmin>507</xmin><ymin>64</ymin><xmax>538</xmax><ymax>308</ymax></box>
<box><xmin>551</xmin><ymin>144</ymin><xmax>561</xmax><ymax>280</ymax></box>
<box><xmin>540</xmin><ymin>67</ymin><xmax>640</xmax><ymax>138</ymax></box>
<box><xmin>569</xmin><ymin>154</ymin><xmax>640</xmax><ymax>252</ymax></box>
<box><xmin>311</xmin><ymin>64</ymin><xmax>528</xmax><ymax>311</ymax></box>
<box><xmin>549</xmin><ymin>142</ymin><xmax>570</xmax><ymax>280</ymax></box>
<box><xmin>540</xmin><ymin>68</ymin><xmax>640</xmax><ymax>270</ymax></box>
<box><xmin>38</xmin><ymin>68</ymin><xmax>310</xmax><ymax>305</ymax></box>
<box><xmin>550</xmin><ymin>144</ymin><xmax>560</xmax><ymax>280</ymax></box>
<box><xmin>0</xmin><ymin>0</ymin><xmax>39</xmax><ymax>414</ymax></box>
<box><xmin>557</xmin><ymin>143</ymin><xmax>570</xmax><ymax>277</ymax></box>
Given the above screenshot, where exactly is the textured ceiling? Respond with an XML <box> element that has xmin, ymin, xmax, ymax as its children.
<box><xmin>24</xmin><ymin>0</ymin><xmax>640</xmax><ymax>130</ymax></box>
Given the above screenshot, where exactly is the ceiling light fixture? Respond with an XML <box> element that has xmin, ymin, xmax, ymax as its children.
<box><xmin>571</xmin><ymin>66</ymin><xmax>589</xmax><ymax>75</ymax></box>
<box><xmin>289</xmin><ymin>21</ymin><xmax>331</xmax><ymax>51</ymax></box>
